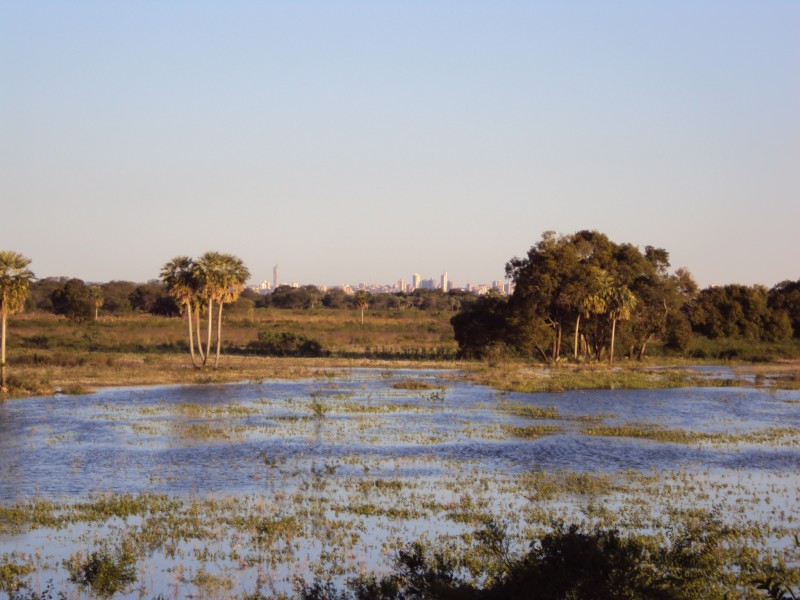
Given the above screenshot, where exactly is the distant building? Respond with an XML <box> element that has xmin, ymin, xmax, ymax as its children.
<box><xmin>440</xmin><ymin>272</ymin><xmax>448</xmax><ymax>291</ymax></box>
<box><xmin>412</xmin><ymin>273</ymin><xmax>421</xmax><ymax>290</ymax></box>
<box><xmin>420</xmin><ymin>278</ymin><xmax>436</xmax><ymax>290</ymax></box>
<box><xmin>273</xmin><ymin>265</ymin><xmax>278</xmax><ymax>290</ymax></box>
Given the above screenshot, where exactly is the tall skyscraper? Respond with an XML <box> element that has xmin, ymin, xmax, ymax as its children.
<box><xmin>441</xmin><ymin>272</ymin><xmax>448</xmax><ymax>291</ymax></box>
<box><xmin>273</xmin><ymin>264</ymin><xmax>278</xmax><ymax>290</ymax></box>
<box><xmin>412</xmin><ymin>273</ymin><xmax>421</xmax><ymax>290</ymax></box>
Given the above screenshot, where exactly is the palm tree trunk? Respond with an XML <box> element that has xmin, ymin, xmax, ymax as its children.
<box><xmin>1</xmin><ymin>312</ymin><xmax>7</xmax><ymax>391</ymax></box>
<box><xmin>214</xmin><ymin>301</ymin><xmax>224</xmax><ymax>369</ymax></box>
<box><xmin>573</xmin><ymin>314</ymin><xmax>581</xmax><ymax>359</ymax></box>
<box><xmin>205</xmin><ymin>299</ymin><xmax>214</xmax><ymax>365</ymax></box>
<box><xmin>195</xmin><ymin>309</ymin><xmax>206</xmax><ymax>363</ymax></box>
<box><xmin>186</xmin><ymin>302</ymin><xmax>198</xmax><ymax>368</ymax></box>
<box><xmin>609</xmin><ymin>317</ymin><xmax>617</xmax><ymax>365</ymax></box>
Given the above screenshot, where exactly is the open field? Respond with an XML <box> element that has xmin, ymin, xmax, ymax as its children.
<box><xmin>5</xmin><ymin>309</ymin><xmax>457</xmax><ymax>357</ymax></box>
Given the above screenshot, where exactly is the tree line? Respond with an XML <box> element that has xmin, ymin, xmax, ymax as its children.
<box><xmin>22</xmin><ymin>279</ymin><xmax>469</xmax><ymax>319</ymax></box>
<box><xmin>451</xmin><ymin>230</ymin><xmax>800</xmax><ymax>361</ymax></box>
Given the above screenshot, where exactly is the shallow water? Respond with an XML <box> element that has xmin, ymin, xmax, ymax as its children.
<box><xmin>1</xmin><ymin>369</ymin><xmax>799</xmax><ymax>500</ymax></box>
<box><xmin>1</xmin><ymin>368</ymin><xmax>798</xmax><ymax>598</ymax></box>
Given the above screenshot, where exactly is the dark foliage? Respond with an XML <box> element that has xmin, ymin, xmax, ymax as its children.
<box><xmin>248</xmin><ymin>330</ymin><xmax>325</xmax><ymax>357</ymax></box>
<box><xmin>450</xmin><ymin>293</ymin><xmax>510</xmax><ymax>359</ymax></box>
<box><xmin>50</xmin><ymin>278</ymin><xmax>94</xmax><ymax>323</ymax></box>
<box><xmin>128</xmin><ymin>281</ymin><xmax>179</xmax><ymax>316</ymax></box>
<box><xmin>298</xmin><ymin>516</ymin><xmax>795</xmax><ymax>600</ymax></box>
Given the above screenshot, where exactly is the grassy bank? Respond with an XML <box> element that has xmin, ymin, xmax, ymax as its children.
<box><xmin>1</xmin><ymin>309</ymin><xmax>459</xmax><ymax>397</ymax></box>
<box><xmin>467</xmin><ymin>360</ymin><xmax>800</xmax><ymax>393</ymax></box>
<box><xmin>3</xmin><ymin>310</ymin><xmax>800</xmax><ymax>399</ymax></box>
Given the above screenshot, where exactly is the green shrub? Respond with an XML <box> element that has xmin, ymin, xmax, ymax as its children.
<box><xmin>248</xmin><ymin>330</ymin><xmax>325</xmax><ymax>357</ymax></box>
<box><xmin>66</xmin><ymin>541</ymin><xmax>137</xmax><ymax>598</ymax></box>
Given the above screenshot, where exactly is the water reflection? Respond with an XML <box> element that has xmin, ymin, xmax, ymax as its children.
<box><xmin>1</xmin><ymin>369</ymin><xmax>798</xmax><ymax>500</ymax></box>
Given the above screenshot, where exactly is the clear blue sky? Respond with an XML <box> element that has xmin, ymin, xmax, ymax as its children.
<box><xmin>2</xmin><ymin>1</ymin><xmax>798</xmax><ymax>288</ymax></box>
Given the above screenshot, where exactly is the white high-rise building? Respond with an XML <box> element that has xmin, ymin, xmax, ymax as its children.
<box><xmin>273</xmin><ymin>264</ymin><xmax>278</xmax><ymax>289</ymax></box>
<box><xmin>441</xmin><ymin>272</ymin><xmax>448</xmax><ymax>291</ymax></box>
<box><xmin>412</xmin><ymin>273</ymin><xmax>421</xmax><ymax>290</ymax></box>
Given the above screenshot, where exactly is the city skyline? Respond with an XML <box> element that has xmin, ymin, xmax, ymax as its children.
<box><xmin>2</xmin><ymin>3</ymin><xmax>798</xmax><ymax>289</ymax></box>
<box><xmin>252</xmin><ymin>268</ymin><xmax>508</xmax><ymax>295</ymax></box>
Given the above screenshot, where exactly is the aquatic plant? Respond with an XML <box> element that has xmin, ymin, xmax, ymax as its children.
<box><xmin>66</xmin><ymin>540</ymin><xmax>137</xmax><ymax>598</ymax></box>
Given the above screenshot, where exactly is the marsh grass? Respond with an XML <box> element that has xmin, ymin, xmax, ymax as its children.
<box><xmin>309</xmin><ymin>396</ymin><xmax>328</xmax><ymax>418</ymax></box>
<box><xmin>500</xmin><ymin>404</ymin><xmax>561</xmax><ymax>419</ymax></box>
<box><xmin>0</xmin><ymin>560</ymin><xmax>32</xmax><ymax>594</ymax></box>
<box><xmin>469</xmin><ymin>363</ymin><xmax>696</xmax><ymax>394</ymax></box>
<box><xmin>391</xmin><ymin>380</ymin><xmax>443</xmax><ymax>390</ymax></box>
<box><xmin>585</xmin><ymin>424</ymin><xmax>800</xmax><ymax>446</ymax></box>
<box><xmin>523</xmin><ymin>470</ymin><xmax>623</xmax><ymax>502</ymax></box>
<box><xmin>505</xmin><ymin>424</ymin><xmax>562</xmax><ymax>438</ymax></box>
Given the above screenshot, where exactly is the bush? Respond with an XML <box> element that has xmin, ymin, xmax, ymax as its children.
<box><xmin>298</xmin><ymin>514</ymin><xmax>792</xmax><ymax>600</ymax></box>
<box><xmin>248</xmin><ymin>330</ymin><xmax>325</xmax><ymax>357</ymax></box>
<box><xmin>66</xmin><ymin>541</ymin><xmax>137</xmax><ymax>598</ymax></box>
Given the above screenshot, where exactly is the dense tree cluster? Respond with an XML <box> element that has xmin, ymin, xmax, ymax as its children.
<box><xmin>689</xmin><ymin>284</ymin><xmax>794</xmax><ymax>341</ymax></box>
<box><xmin>255</xmin><ymin>286</ymin><xmax>467</xmax><ymax>313</ymax></box>
<box><xmin>452</xmin><ymin>230</ymin><xmax>800</xmax><ymax>361</ymax></box>
<box><xmin>26</xmin><ymin>278</ymin><xmax>179</xmax><ymax>318</ymax></box>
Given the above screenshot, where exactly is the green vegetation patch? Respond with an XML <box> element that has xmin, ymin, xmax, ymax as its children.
<box><xmin>391</xmin><ymin>380</ymin><xmax>444</xmax><ymax>390</ymax></box>
<box><xmin>523</xmin><ymin>470</ymin><xmax>621</xmax><ymax>502</ymax></box>
<box><xmin>501</xmin><ymin>404</ymin><xmax>561</xmax><ymax>419</ymax></box>
<box><xmin>505</xmin><ymin>424</ymin><xmax>562</xmax><ymax>438</ymax></box>
<box><xmin>585</xmin><ymin>423</ymin><xmax>799</xmax><ymax>446</ymax></box>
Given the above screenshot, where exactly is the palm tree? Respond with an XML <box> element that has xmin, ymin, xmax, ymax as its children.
<box><xmin>0</xmin><ymin>251</ymin><xmax>34</xmax><ymax>391</ymax></box>
<box><xmin>195</xmin><ymin>251</ymin><xmax>225</xmax><ymax>366</ymax></box>
<box><xmin>573</xmin><ymin>267</ymin><xmax>612</xmax><ymax>359</ymax></box>
<box><xmin>211</xmin><ymin>253</ymin><xmax>250</xmax><ymax>368</ymax></box>
<box><xmin>88</xmin><ymin>285</ymin><xmax>104</xmax><ymax>321</ymax></box>
<box><xmin>161</xmin><ymin>256</ymin><xmax>201</xmax><ymax>368</ymax></box>
<box><xmin>604</xmin><ymin>285</ymin><xmax>638</xmax><ymax>365</ymax></box>
<box><xmin>354</xmin><ymin>290</ymin><xmax>370</xmax><ymax>325</ymax></box>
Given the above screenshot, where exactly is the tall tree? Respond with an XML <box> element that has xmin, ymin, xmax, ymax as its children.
<box><xmin>354</xmin><ymin>290</ymin><xmax>371</xmax><ymax>325</ymax></box>
<box><xmin>161</xmin><ymin>256</ymin><xmax>201</xmax><ymax>368</ymax></box>
<box><xmin>574</xmin><ymin>266</ymin><xmax>612</xmax><ymax>359</ymax></box>
<box><xmin>212</xmin><ymin>253</ymin><xmax>250</xmax><ymax>368</ymax></box>
<box><xmin>604</xmin><ymin>284</ymin><xmax>637</xmax><ymax>364</ymax></box>
<box><xmin>192</xmin><ymin>252</ymin><xmax>250</xmax><ymax>368</ymax></box>
<box><xmin>88</xmin><ymin>285</ymin><xmax>104</xmax><ymax>321</ymax></box>
<box><xmin>195</xmin><ymin>252</ymin><xmax>225</xmax><ymax>365</ymax></box>
<box><xmin>0</xmin><ymin>251</ymin><xmax>34</xmax><ymax>391</ymax></box>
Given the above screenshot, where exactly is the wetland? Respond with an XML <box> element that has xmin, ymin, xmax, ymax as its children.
<box><xmin>1</xmin><ymin>368</ymin><xmax>799</xmax><ymax>598</ymax></box>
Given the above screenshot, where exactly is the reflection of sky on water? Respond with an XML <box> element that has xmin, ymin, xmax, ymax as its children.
<box><xmin>1</xmin><ymin>369</ymin><xmax>798</xmax><ymax>500</ymax></box>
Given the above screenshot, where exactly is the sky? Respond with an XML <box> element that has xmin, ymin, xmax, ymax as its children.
<box><xmin>1</xmin><ymin>1</ymin><xmax>798</xmax><ymax>289</ymax></box>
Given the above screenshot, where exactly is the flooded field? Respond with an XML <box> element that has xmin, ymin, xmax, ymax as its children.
<box><xmin>1</xmin><ymin>368</ymin><xmax>799</xmax><ymax>598</ymax></box>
